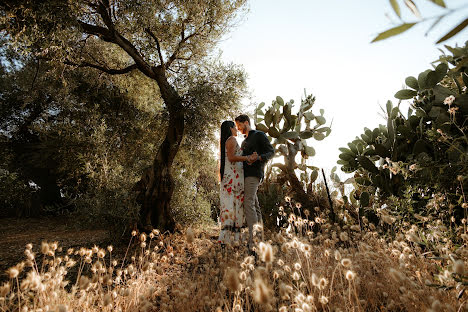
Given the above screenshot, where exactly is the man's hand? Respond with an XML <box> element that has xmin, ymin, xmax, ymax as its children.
<box><xmin>247</xmin><ymin>152</ymin><xmax>258</xmax><ymax>165</ymax></box>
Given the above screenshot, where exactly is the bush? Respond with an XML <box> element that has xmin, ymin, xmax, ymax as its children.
<box><xmin>337</xmin><ymin>42</ymin><xmax>468</xmax><ymax>226</ymax></box>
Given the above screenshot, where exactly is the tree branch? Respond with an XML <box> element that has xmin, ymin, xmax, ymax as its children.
<box><xmin>96</xmin><ymin>0</ymin><xmax>115</xmax><ymax>31</ymax></box>
<box><xmin>64</xmin><ymin>60</ymin><xmax>138</xmax><ymax>75</ymax></box>
<box><xmin>272</xmin><ymin>163</ymin><xmax>287</xmax><ymax>172</ymax></box>
<box><xmin>145</xmin><ymin>28</ymin><xmax>165</xmax><ymax>66</ymax></box>
<box><xmin>78</xmin><ymin>21</ymin><xmax>114</xmax><ymax>42</ymax></box>
<box><xmin>78</xmin><ymin>20</ymin><xmax>155</xmax><ymax>78</ymax></box>
<box><xmin>165</xmin><ymin>30</ymin><xmax>198</xmax><ymax>68</ymax></box>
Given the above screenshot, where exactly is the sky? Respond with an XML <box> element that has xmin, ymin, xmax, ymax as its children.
<box><xmin>218</xmin><ymin>0</ymin><xmax>468</xmax><ymax>177</ymax></box>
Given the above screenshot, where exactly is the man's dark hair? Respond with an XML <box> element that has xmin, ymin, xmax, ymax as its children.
<box><xmin>235</xmin><ymin>114</ymin><xmax>250</xmax><ymax>125</ymax></box>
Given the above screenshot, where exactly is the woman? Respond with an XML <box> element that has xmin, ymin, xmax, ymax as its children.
<box><xmin>218</xmin><ymin>120</ymin><xmax>251</xmax><ymax>244</ymax></box>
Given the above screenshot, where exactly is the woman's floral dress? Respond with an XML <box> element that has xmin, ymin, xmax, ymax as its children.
<box><xmin>218</xmin><ymin>139</ymin><xmax>245</xmax><ymax>244</ymax></box>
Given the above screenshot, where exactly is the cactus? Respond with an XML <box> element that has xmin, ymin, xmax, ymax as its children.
<box><xmin>255</xmin><ymin>92</ymin><xmax>331</xmax><ymax>211</ymax></box>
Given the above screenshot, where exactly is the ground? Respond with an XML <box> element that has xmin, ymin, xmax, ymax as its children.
<box><xmin>0</xmin><ymin>216</ymin><xmax>112</xmax><ymax>282</ymax></box>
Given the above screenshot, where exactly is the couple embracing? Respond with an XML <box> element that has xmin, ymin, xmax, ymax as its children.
<box><xmin>218</xmin><ymin>114</ymin><xmax>274</xmax><ymax>253</ymax></box>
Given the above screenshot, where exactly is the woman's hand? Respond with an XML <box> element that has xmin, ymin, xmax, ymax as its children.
<box><xmin>247</xmin><ymin>152</ymin><xmax>258</xmax><ymax>165</ymax></box>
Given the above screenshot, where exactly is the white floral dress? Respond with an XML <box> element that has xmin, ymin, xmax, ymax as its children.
<box><xmin>218</xmin><ymin>140</ymin><xmax>245</xmax><ymax>244</ymax></box>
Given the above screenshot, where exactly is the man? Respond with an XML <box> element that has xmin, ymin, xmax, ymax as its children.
<box><xmin>235</xmin><ymin>114</ymin><xmax>275</xmax><ymax>253</ymax></box>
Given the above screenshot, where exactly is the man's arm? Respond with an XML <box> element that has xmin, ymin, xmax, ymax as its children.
<box><xmin>258</xmin><ymin>132</ymin><xmax>274</xmax><ymax>162</ymax></box>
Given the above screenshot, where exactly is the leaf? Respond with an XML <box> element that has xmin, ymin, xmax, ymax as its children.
<box><xmin>361</xmin><ymin>133</ymin><xmax>372</xmax><ymax>144</ymax></box>
<box><xmin>404</xmin><ymin>0</ymin><xmax>421</xmax><ymax>18</ymax></box>
<box><xmin>395</xmin><ymin>89</ymin><xmax>417</xmax><ymax>100</ymax></box>
<box><xmin>257</xmin><ymin>102</ymin><xmax>265</xmax><ymax>110</ymax></box>
<box><xmin>355</xmin><ymin>177</ymin><xmax>372</xmax><ymax>186</ymax></box>
<box><xmin>386</xmin><ymin>100</ymin><xmax>393</xmax><ymax>116</ymax></box>
<box><xmin>348</xmin><ymin>142</ymin><xmax>358</xmax><ymax>154</ymax></box>
<box><xmin>255</xmin><ymin>123</ymin><xmax>269</xmax><ymax>132</ymax></box>
<box><xmin>413</xmin><ymin>139</ymin><xmax>428</xmax><ymax>155</ymax></box>
<box><xmin>425</xmin><ymin>71</ymin><xmax>439</xmax><ymax>89</ymax></box>
<box><xmin>316</xmin><ymin>126</ymin><xmax>331</xmax><ymax>133</ymax></box>
<box><xmin>437</xmin><ymin>18</ymin><xmax>468</xmax><ymax>44</ymax></box>
<box><xmin>339</xmin><ymin>147</ymin><xmax>354</xmax><ymax>155</ymax></box>
<box><xmin>282</xmin><ymin>131</ymin><xmax>299</xmax><ymax>140</ymax></box>
<box><xmin>315</xmin><ymin>116</ymin><xmax>326</xmax><ymax>125</ymax></box>
<box><xmin>310</xmin><ymin>170</ymin><xmax>319</xmax><ymax>183</ymax></box>
<box><xmin>264</xmin><ymin>110</ymin><xmax>273</xmax><ymax>126</ymax></box>
<box><xmin>374</xmin><ymin>144</ymin><xmax>391</xmax><ymax>158</ymax></box>
<box><xmin>300</xmin><ymin>130</ymin><xmax>314</xmax><ymax>139</ymax></box>
<box><xmin>371</xmin><ymin>23</ymin><xmax>416</xmax><ymax>42</ymax></box>
<box><xmin>463</xmin><ymin>72</ymin><xmax>468</xmax><ymax>89</ymax></box>
<box><xmin>313</xmin><ymin>132</ymin><xmax>326</xmax><ymax>141</ymax></box>
<box><xmin>276</xmin><ymin>96</ymin><xmax>284</xmax><ymax>106</ymax></box>
<box><xmin>390</xmin><ymin>0</ymin><xmax>401</xmax><ymax>18</ymax></box>
<box><xmin>418</xmin><ymin>69</ymin><xmax>431</xmax><ymax>89</ymax></box>
<box><xmin>357</xmin><ymin>156</ymin><xmax>379</xmax><ymax>174</ymax></box>
<box><xmin>320</xmin><ymin>109</ymin><xmax>324</xmax><ymax>115</ymax></box>
<box><xmin>304</xmin><ymin>146</ymin><xmax>316</xmax><ymax>157</ymax></box>
<box><xmin>428</xmin><ymin>0</ymin><xmax>446</xmax><ymax>8</ymax></box>
<box><xmin>391</xmin><ymin>107</ymin><xmax>400</xmax><ymax>119</ymax></box>
<box><xmin>337</xmin><ymin>159</ymin><xmax>348</xmax><ymax>165</ymax></box>
<box><xmin>360</xmin><ymin>191</ymin><xmax>370</xmax><ymax>207</ymax></box>
<box><xmin>339</xmin><ymin>153</ymin><xmax>354</xmax><ymax>161</ymax></box>
<box><xmin>256</xmin><ymin>109</ymin><xmax>264</xmax><ymax>116</ymax></box>
<box><xmin>304</xmin><ymin>112</ymin><xmax>315</xmax><ymax>120</ymax></box>
<box><xmin>435</xmin><ymin>62</ymin><xmax>448</xmax><ymax>81</ymax></box>
<box><xmin>405</xmin><ymin>76</ymin><xmax>419</xmax><ymax>90</ymax></box>
<box><xmin>268</xmin><ymin>127</ymin><xmax>280</xmax><ymax>138</ymax></box>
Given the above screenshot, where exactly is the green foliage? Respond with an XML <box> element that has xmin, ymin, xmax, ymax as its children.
<box><xmin>171</xmin><ymin>146</ymin><xmax>219</xmax><ymax>226</ymax></box>
<box><xmin>337</xmin><ymin>41</ymin><xmax>468</xmax><ymax>221</ymax></box>
<box><xmin>373</xmin><ymin>0</ymin><xmax>467</xmax><ymax>43</ymax></box>
<box><xmin>257</xmin><ymin>166</ymin><xmax>287</xmax><ymax>230</ymax></box>
<box><xmin>0</xmin><ymin>40</ymin><xmax>231</xmax><ymax>229</ymax></box>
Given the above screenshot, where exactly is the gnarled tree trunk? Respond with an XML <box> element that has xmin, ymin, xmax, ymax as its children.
<box><xmin>136</xmin><ymin>67</ymin><xmax>184</xmax><ymax>232</ymax></box>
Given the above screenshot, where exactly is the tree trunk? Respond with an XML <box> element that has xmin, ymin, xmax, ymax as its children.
<box><xmin>136</xmin><ymin>67</ymin><xmax>184</xmax><ymax>232</ymax></box>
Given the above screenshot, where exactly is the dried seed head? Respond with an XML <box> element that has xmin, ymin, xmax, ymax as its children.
<box><xmin>334</xmin><ymin>250</ymin><xmax>341</xmax><ymax>261</ymax></box>
<box><xmin>341</xmin><ymin>258</ymin><xmax>352</xmax><ymax>267</ymax></box>
<box><xmin>225</xmin><ymin>268</ymin><xmax>240</xmax><ymax>292</ymax></box>
<box><xmin>294</xmin><ymin>262</ymin><xmax>302</xmax><ymax>271</ymax></box>
<box><xmin>454</xmin><ymin>260</ymin><xmax>465</xmax><ymax>275</ymax></box>
<box><xmin>57</xmin><ymin>304</ymin><xmax>68</xmax><ymax>312</ymax></box>
<box><xmin>103</xmin><ymin>293</ymin><xmax>112</xmax><ymax>306</ymax></box>
<box><xmin>7</xmin><ymin>267</ymin><xmax>19</xmax><ymax>279</ymax></box>
<box><xmin>78</xmin><ymin>276</ymin><xmax>90</xmax><ymax>290</ymax></box>
<box><xmin>186</xmin><ymin>228</ymin><xmax>195</xmax><ymax>244</ymax></box>
<box><xmin>259</xmin><ymin>242</ymin><xmax>274</xmax><ymax>263</ymax></box>
<box><xmin>41</xmin><ymin>242</ymin><xmax>49</xmax><ymax>255</ymax></box>
<box><xmin>345</xmin><ymin>270</ymin><xmax>356</xmax><ymax>281</ymax></box>
<box><xmin>319</xmin><ymin>295</ymin><xmax>328</xmax><ymax>305</ymax></box>
<box><xmin>318</xmin><ymin>277</ymin><xmax>328</xmax><ymax>290</ymax></box>
<box><xmin>253</xmin><ymin>277</ymin><xmax>271</xmax><ymax>304</ymax></box>
<box><xmin>292</xmin><ymin>272</ymin><xmax>300</xmax><ymax>281</ymax></box>
<box><xmin>0</xmin><ymin>283</ymin><xmax>10</xmax><ymax>297</ymax></box>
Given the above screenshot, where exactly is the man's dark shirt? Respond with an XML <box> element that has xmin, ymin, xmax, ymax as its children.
<box><xmin>241</xmin><ymin>130</ymin><xmax>275</xmax><ymax>180</ymax></box>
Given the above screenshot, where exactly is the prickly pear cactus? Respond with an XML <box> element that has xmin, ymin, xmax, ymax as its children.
<box><xmin>254</xmin><ymin>92</ymin><xmax>331</xmax><ymax>192</ymax></box>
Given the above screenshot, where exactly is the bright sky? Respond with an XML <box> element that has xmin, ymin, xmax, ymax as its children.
<box><xmin>218</xmin><ymin>0</ymin><xmax>467</xmax><ymax>177</ymax></box>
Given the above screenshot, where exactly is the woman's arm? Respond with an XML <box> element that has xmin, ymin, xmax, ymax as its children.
<box><xmin>226</xmin><ymin>137</ymin><xmax>249</xmax><ymax>163</ymax></box>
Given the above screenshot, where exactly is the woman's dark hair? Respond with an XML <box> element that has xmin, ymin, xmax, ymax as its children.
<box><xmin>220</xmin><ymin>120</ymin><xmax>235</xmax><ymax>181</ymax></box>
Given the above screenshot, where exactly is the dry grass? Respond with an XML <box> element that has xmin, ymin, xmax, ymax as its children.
<box><xmin>0</xmin><ymin>216</ymin><xmax>467</xmax><ymax>312</ymax></box>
